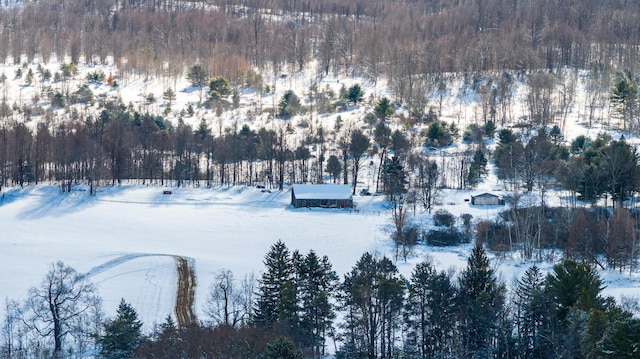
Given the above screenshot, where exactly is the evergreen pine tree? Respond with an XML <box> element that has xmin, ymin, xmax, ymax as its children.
<box><xmin>405</xmin><ymin>260</ymin><xmax>457</xmax><ymax>359</ymax></box>
<box><xmin>544</xmin><ymin>260</ymin><xmax>607</xmax><ymax>357</ymax></box>
<box><xmin>255</xmin><ymin>241</ymin><xmax>296</xmax><ymax>329</ymax></box>
<box><xmin>297</xmin><ymin>250</ymin><xmax>338</xmax><ymax>358</ymax></box>
<box><xmin>376</xmin><ymin>257</ymin><xmax>405</xmax><ymax>359</ymax></box>
<box><xmin>457</xmin><ymin>244</ymin><xmax>506</xmax><ymax>358</ymax></box>
<box><xmin>340</xmin><ymin>253</ymin><xmax>379</xmax><ymax>359</ymax></box>
<box><xmin>468</xmin><ymin>148</ymin><xmax>488</xmax><ymax>185</ymax></box>
<box><xmin>147</xmin><ymin>315</ymin><xmax>181</xmax><ymax>359</ymax></box>
<box><xmin>265</xmin><ymin>337</ymin><xmax>303</xmax><ymax>359</ymax></box>
<box><xmin>340</xmin><ymin>253</ymin><xmax>404</xmax><ymax>359</ymax></box>
<box><xmin>291</xmin><ymin>249</ymin><xmax>305</xmax><ymax>284</ymax></box>
<box><xmin>374</xmin><ymin>97</ymin><xmax>394</xmax><ymax>121</ymax></box>
<box><xmin>598</xmin><ymin>317</ymin><xmax>640</xmax><ymax>358</ymax></box>
<box><xmin>346</xmin><ymin>84</ymin><xmax>364</xmax><ymax>105</ymax></box>
<box><xmin>513</xmin><ymin>266</ymin><xmax>553</xmax><ymax>359</ymax></box>
<box><xmin>97</xmin><ymin>299</ymin><xmax>143</xmax><ymax>359</ymax></box>
<box><xmin>611</xmin><ymin>70</ymin><xmax>638</xmax><ymax>131</ymax></box>
<box><xmin>545</xmin><ymin>259</ymin><xmax>605</xmax><ymax>323</ymax></box>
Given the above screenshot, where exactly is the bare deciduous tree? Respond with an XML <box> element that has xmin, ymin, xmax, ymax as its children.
<box><xmin>206</xmin><ymin>269</ymin><xmax>253</xmax><ymax>328</ymax></box>
<box><xmin>349</xmin><ymin>129</ymin><xmax>370</xmax><ymax>195</ymax></box>
<box><xmin>411</xmin><ymin>153</ymin><xmax>440</xmax><ymax>213</ymax></box>
<box><xmin>21</xmin><ymin>261</ymin><xmax>101</xmax><ymax>359</ymax></box>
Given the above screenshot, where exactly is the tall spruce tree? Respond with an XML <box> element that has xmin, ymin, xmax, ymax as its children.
<box><xmin>297</xmin><ymin>251</ymin><xmax>338</xmax><ymax>358</ymax></box>
<box><xmin>374</xmin><ymin>120</ymin><xmax>392</xmax><ymax>193</ymax></box>
<box><xmin>255</xmin><ymin>240</ymin><xmax>296</xmax><ymax>329</ymax></box>
<box><xmin>346</xmin><ymin>84</ymin><xmax>364</xmax><ymax>105</ymax></box>
<box><xmin>377</xmin><ymin>257</ymin><xmax>405</xmax><ymax>359</ymax></box>
<box><xmin>611</xmin><ymin>70</ymin><xmax>638</xmax><ymax>131</ymax></box>
<box><xmin>340</xmin><ymin>253</ymin><xmax>404</xmax><ymax>359</ymax></box>
<box><xmin>544</xmin><ymin>259</ymin><xmax>607</xmax><ymax>357</ymax></box>
<box><xmin>340</xmin><ymin>253</ymin><xmax>378</xmax><ymax>359</ymax></box>
<box><xmin>545</xmin><ymin>259</ymin><xmax>605</xmax><ymax>323</ymax></box>
<box><xmin>598</xmin><ymin>317</ymin><xmax>640</xmax><ymax>358</ymax></box>
<box><xmin>601</xmin><ymin>139</ymin><xmax>639</xmax><ymax>209</ymax></box>
<box><xmin>513</xmin><ymin>266</ymin><xmax>552</xmax><ymax>359</ymax></box>
<box><xmin>457</xmin><ymin>244</ymin><xmax>506</xmax><ymax>358</ymax></box>
<box><xmin>98</xmin><ymin>299</ymin><xmax>143</xmax><ymax>359</ymax></box>
<box><xmin>349</xmin><ymin>129</ymin><xmax>370</xmax><ymax>195</ymax></box>
<box><xmin>405</xmin><ymin>260</ymin><xmax>457</xmax><ymax>359</ymax></box>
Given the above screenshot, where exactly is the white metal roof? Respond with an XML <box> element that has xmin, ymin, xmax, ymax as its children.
<box><xmin>292</xmin><ymin>184</ymin><xmax>353</xmax><ymax>200</ymax></box>
<box><xmin>471</xmin><ymin>192</ymin><xmax>500</xmax><ymax>198</ymax></box>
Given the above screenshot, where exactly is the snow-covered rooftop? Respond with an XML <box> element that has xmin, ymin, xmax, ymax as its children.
<box><xmin>471</xmin><ymin>192</ymin><xmax>501</xmax><ymax>197</ymax></box>
<box><xmin>291</xmin><ymin>184</ymin><xmax>353</xmax><ymax>200</ymax></box>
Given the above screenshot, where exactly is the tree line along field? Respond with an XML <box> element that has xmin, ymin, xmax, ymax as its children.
<box><xmin>1</xmin><ymin>0</ymin><xmax>640</xmax><ymax>199</ymax></box>
<box><xmin>4</xmin><ymin>241</ymin><xmax>639</xmax><ymax>358</ymax></box>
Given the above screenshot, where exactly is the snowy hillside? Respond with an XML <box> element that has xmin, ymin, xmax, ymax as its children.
<box><xmin>0</xmin><ymin>52</ymin><xmax>625</xmax><ymax>145</ymax></box>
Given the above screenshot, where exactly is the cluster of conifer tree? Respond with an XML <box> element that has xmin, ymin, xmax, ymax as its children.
<box><xmin>3</xmin><ymin>243</ymin><xmax>640</xmax><ymax>359</ymax></box>
<box><xmin>133</xmin><ymin>241</ymin><xmax>640</xmax><ymax>359</ymax></box>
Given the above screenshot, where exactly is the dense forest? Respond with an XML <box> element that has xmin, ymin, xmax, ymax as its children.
<box><xmin>2</xmin><ymin>0</ymin><xmax>640</xmax><ymax>105</ymax></box>
<box><xmin>3</xmin><ymin>242</ymin><xmax>639</xmax><ymax>359</ymax></box>
<box><xmin>3</xmin><ymin>0</ymin><xmax>640</xmax><ymax>77</ymax></box>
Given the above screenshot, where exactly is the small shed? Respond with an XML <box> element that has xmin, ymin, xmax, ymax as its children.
<box><xmin>291</xmin><ymin>184</ymin><xmax>353</xmax><ymax>208</ymax></box>
<box><xmin>470</xmin><ymin>192</ymin><xmax>505</xmax><ymax>206</ymax></box>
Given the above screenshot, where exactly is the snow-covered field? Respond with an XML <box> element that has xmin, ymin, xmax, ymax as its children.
<box><xmin>0</xmin><ymin>184</ymin><xmax>391</xmax><ymax>329</ymax></box>
<box><xmin>3</xmin><ymin>184</ymin><xmax>640</xmax><ymax>333</ymax></box>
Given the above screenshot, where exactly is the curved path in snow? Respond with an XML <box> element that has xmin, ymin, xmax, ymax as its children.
<box><xmin>85</xmin><ymin>253</ymin><xmax>198</xmax><ymax>327</ymax></box>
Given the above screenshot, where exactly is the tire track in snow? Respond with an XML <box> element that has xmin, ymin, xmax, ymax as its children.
<box><xmin>174</xmin><ymin>256</ymin><xmax>197</xmax><ymax>327</ymax></box>
<box><xmin>85</xmin><ymin>253</ymin><xmax>197</xmax><ymax>327</ymax></box>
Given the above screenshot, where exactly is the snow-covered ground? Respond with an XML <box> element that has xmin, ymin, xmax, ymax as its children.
<box><xmin>2</xmin><ymin>184</ymin><xmax>640</xmax><ymax>333</ymax></box>
<box><xmin>0</xmin><ymin>184</ymin><xmax>390</xmax><ymax>329</ymax></box>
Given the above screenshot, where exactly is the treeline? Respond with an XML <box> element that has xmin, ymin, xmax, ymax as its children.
<box><xmin>478</xmin><ymin>205</ymin><xmax>639</xmax><ymax>271</ymax></box>
<box><xmin>0</xmin><ymin>92</ymin><xmax>430</xmax><ymax>193</ymax></box>
<box><xmin>1</xmin><ymin>0</ymin><xmax>640</xmax><ymax>85</ymax></box>
<box><xmin>0</xmin><ymin>99</ymin><xmax>313</xmax><ymax>191</ymax></box>
<box><xmin>4</xmin><ymin>242</ymin><xmax>640</xmax><ymax>358</ymax></box>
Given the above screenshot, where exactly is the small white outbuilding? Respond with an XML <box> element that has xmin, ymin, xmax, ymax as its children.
<box><xmin>470</xmin><ymin>192</ymin><xmax>505</xmax><ymax>206</ymax></box>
